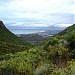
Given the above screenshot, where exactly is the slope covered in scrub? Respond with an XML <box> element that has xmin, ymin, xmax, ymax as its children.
<box><xmin>0</xmin><ymin>21</ymin><xmax>32</xmax><ymax>54</ymax></box>
<box><xmin>0</xmin><ymin>23</ymin><xmax>75</xmax><ymax>75</ymax></box>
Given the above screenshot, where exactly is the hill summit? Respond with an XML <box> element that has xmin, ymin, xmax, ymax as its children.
<box><xmin>0</xmin><ymin>21</ymin><xmax>30</xmax><ymax>45</ymax></box>
<box><xmin>0</xmin><ymin>21</ymin><xmax>5</xmax><ymax>27</ymax></box>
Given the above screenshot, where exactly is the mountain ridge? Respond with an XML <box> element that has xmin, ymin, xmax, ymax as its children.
<box><xmin>0</xmin><ymin>21</ymin><xmax>5</xmax><ymax>27</ymax></box>
<box><xmin>0</xmin><ymin>21</ymin><xmax>32</xmax><ymax>54</ymax></box>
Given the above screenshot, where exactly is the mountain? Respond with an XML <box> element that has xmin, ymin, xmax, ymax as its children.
<box><xmin>0</xmin><ymin>21</ymin><xmax>32</xmax><ymax>54</ymax></box>
<box><xmin>16</xmin><ymin>29</ymin><xmax>63</xmax><ymax>45</ymax></box>
<box><xmin>0</xmin><ymin>23</ymin><xmax>75</xmax><ymax>75</ymax></box>
<box><xmin>61</xmin><ymin>24</ymin><xmax>75</xmax><ymax>50</ymax></box>
<box><xmin>6</xmin><ymin>24</ymin><xmax>65</xmax><ymax>34</ymax></box>
<box><xmin>19</xmin><ymin>33</ymin><xmax>46</xmax><ymax>45</ymax></box>
<box><xmin>16</xmin><ymin>32</ymin><xmax>50</xmax><ymax>45</ymax></box>
<box><xmin>43</xmin><ymin>24</ymin><xmax>75</xmax><ymax>59</ymax></box>
<box><xmin>45</xmin><ymin>29</ymin><xmax>63</xmax><ymax>35</ymax></box>
<box><xmin>0</xmin><ymin>21</ymin><xmax>30</xmax><ymax>45</ymax></box>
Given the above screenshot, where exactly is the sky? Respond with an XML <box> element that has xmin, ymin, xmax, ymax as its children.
<box><xmin>0</xmin><ymin>0</ymin><xmax>74</xmax><ymax>28</ymax></box>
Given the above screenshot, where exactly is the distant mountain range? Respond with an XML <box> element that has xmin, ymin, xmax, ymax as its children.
<box><xmin>16</xmin><ymin>29</ymin><xmax>64</xmax><ymax>44</ymax></box>
<box><xmin>6</xmin><ymin>25</ymin><xmax>66</xmax><ymax>30</ymax></box>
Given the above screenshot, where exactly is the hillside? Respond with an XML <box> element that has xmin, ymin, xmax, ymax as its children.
<box><xmin>16</xmin><ymin>29</ymin><xmax>63</xmax><ymax>45</ymax></box>
<box><xmin>0</xmin><ymin>21</ymin><xmax>31</xmax><ymax>45</ymax></box>
<box><xmin>0</xmin><ymin>23</ymin><xmax>75</xmax><ymax>75</ymax></box>
<box><xmin>43</xmin><ymin>24</ymin><xmax>75</xmax><ymax>59</ymax></box>
<box><xmin>0</xmin><ymin>21</ymin><xmax>32</xmax><ymax>54</ymax></box>
<box><xmin>18</xmin><ymin>33</ymin><xmax>47</xmax><ymax>45</ymax></box>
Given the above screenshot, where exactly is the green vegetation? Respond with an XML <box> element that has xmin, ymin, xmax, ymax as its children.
<box><xmin>20</xmin><ymin>33</ymin><xmax>46</xmax><ymax>45</ymax></box>
<box><xmin>0</xmin><ymin>21</ymin><xmax>75</xmax><ymax>75</ymax></box>
<box><xmin>0</xmin><ymin>21</ymin><xmax>32</xmax><ymax>55</ymax></box>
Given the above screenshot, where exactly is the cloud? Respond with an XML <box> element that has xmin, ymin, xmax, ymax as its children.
<box><xmin>55</xmin><ymin>24</ymin><xmax>72</xmax><ymax>27</ymax></box>
<box><xmin>0</xmin><ymin>0</ymin><xmax>74</xmax><ymax>27</ymax></box>
<box><xmin>5</xmin><ymin>0</ymin><xmax>74</xmax><ymax>14</ymax></box>
<box><xmin>11</xmin><ymin>22</ymin><xmax>49</xmax><ymax>27</ymax></box>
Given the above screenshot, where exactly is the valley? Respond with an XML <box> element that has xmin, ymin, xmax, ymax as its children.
<box><xmin>16</xmin><ymin>29</ymin><xmax>63</xmax><ymax>45</ymax></box>
<box><xmin>0</xmin><ymin>21</ymin><xmax>75</xmax><ymax>75</ymax></box>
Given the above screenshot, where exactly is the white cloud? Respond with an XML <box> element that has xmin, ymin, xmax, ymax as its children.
<box><xmin>11</xmin><ymin>22</ymin><xmax>49</xmax><ymax>27</ymax></box>
<box><xmin>13</xmin><ymin>12</ymin><xmax>43</xmax><ymax>19</ymax></box>
<box><xmin>0</xmin><ymin>0</ymin><xmax>74</xmax><ymax>27</ymax></box>
<box><xmin>6</xmin><ymin>0</ymin><xmax>74</xmax><ymax>13</ymax></box>
<box><xmin>57</xmin><ymin>24</ymin><xmax>72</xmax><ymax>27</ymax></box>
